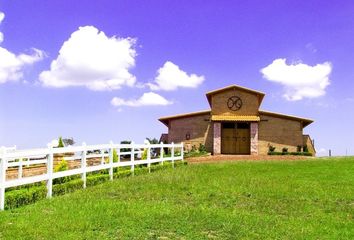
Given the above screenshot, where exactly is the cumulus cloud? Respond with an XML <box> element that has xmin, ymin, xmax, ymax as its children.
<box><xmin>0</xmin><ymin>12</ymin><xmax>44</xmax><ymax>84</ymax></box>
<box><xmin>261</xmin><ymin>58</ymin><xmax>332</xmax><ymax>101</ymax></box>
<box><xmin>111</xmin><ymin>92</ymin><xmax>172</xmax><ymax>107</ymax></box>
<box><xmin>39</xmin><ymin>26</ymin><xmax>137</xmax><ymax>91</ymax></box>
<box><xmin>148</xmin><ymin>61</ymin><xmax>205</xmax><ymax>91</ymax></box>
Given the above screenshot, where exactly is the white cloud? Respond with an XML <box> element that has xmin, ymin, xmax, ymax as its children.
<box><xmin>148</xmin><ymin>61</ymin><xmax>205</xmax><ymax>91</ymax></box>
<box><xmin>0</xmin><ymin>12</ymin><xmax>44</xmax><ymax>84</ymax></box>
<box><xmin>111</xmin><ymin>92</ymin><xmax>172</xmax><ymax>107</ymax></box>
<box><xmin>39</xmin><ymin>26</ymin><xmax>137</xmax><ymax>91</ymax></box>
<box><xmin>261</xmin><ymin>58</ymin><xmax>332</xmax><ymax>101</ymax></box>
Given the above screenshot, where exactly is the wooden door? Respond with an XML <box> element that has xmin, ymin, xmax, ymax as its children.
<box><xmin>236</xmin><ymin>123</ymin><xmax>250</xmax><ymax>154</ymax></box>
<box><xmin>221</xmin><ymin>123</ymin><xmax>236</xmax><ymax>154</ymax></box>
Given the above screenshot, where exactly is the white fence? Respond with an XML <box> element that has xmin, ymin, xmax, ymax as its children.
<box><xmin>0</xmin><ymin>142</ymin><xmax>184</xmax><ymax>210</ymax></box>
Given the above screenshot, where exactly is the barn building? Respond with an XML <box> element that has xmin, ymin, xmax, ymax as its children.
<box><xmin>159</xmin><ymin>85</ymin><xmax>315</xmax><ymax>155</ymax></box>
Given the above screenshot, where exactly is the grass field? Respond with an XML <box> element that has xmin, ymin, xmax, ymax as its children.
<box><xmin>0</xmin><ymin>157</ymin><xmax>354</xmax><ymax>239</ymax></box>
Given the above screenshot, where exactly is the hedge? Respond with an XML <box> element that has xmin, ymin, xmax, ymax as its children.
<box><xmin>268</xmin><ymin>152</ymin><xmax>313</xmax><ymax>156</ymax></box>
<box><xmin>4</xmin><ymin>160</ymin><xmax>186</xmax><ymax>209</ymax></box>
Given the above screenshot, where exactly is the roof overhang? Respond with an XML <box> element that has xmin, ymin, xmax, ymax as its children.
<box><xmin>211</xmin><ymin>115</ymin><xmax>260</xmax><ymax>122</ymax></box>
<box><xmin>158</xmin><ymin>110</ymin><xmax>211</xmax><ymax>127</ymax></box>
<box><xmin>259</xmin><ymin>110</ymin><xmax>314</xmax><ymax>127</ymax></box>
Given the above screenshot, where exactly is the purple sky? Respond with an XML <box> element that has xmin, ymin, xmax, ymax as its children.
<box><xmin>0</xmin><ymin>1</ymin><xmax>353</xmax><ymax>156</ymax></box>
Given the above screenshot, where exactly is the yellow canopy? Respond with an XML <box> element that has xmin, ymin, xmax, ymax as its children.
<box><xmin>211</xmin><ymin>115</ymin><xmax>260</xmax><ymax>122</ymax></box>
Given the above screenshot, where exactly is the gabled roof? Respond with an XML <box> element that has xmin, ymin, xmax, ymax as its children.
<box><xmin>205</xmin><ymin>85</ymin><xmax>265</xmax><ymax>107</ymax></box>
<box><xmin>158</xmin><ymin>109</ymin><xmax>313</xmax><ymax>128</ymax></box>
<box><xmin>259</xmin><ymin>110</ymin><xmax>313</xmax><ymax>127</ymax></box>
<box><xmin>158</xmin><ymin>110</ymin><xmax>211</xmax><ymax>127</ymax></box>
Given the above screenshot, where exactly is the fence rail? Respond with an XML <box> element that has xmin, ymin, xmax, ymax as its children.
<box><xmin>0</xmin><ymin>142</ymin><xmax>184</xmax><ymax>210</ymax></box>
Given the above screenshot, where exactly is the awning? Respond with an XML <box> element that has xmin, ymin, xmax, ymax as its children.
<box><xmin>211</xmin><ymin>115</ymin><xmax>260</xmax><ymax>122</ymax></box>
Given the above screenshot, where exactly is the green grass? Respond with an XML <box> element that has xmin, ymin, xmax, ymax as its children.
<box><xmin>1</xmin><ymin>157</ymin><xmax>354</xmax><ymax>239</ymax></box>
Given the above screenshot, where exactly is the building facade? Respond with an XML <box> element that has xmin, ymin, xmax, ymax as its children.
<box><xmin>159</xmin><ymin>85</ymin><xmax>315</xmax><ymax>155</ymax></box>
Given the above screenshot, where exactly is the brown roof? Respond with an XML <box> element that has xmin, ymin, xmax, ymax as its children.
<box><xmin>158</xmin><ymin>110</ymin><xmax>211</xmax><ymax>126</ymax></box>
<box><xmin>159</xmin><ymin>109</ymin><xmax>313</xmax><ymax>128</ymax></box>
<box><xmin>259</xmin><ymin>110</ymin><xmax>313</xmax><ymax>127</ymax></box>
<box><xmin>205</xmin><ymin>85</ymin><xmax>265</xmax><ymax>106</ymax></box>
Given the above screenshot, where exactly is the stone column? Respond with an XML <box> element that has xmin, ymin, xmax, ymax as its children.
<box><xmin>213</xmin><ymin>122</ymin><xmax>221</xmax><ymax>155</ymax></box>
<box><xmin>250</xmin><ymin>122</ymin><xmax>259</xmax><ymax>155</ymax></box>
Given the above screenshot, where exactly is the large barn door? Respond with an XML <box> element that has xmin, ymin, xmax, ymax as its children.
<box><xmin>221</xmin><ymin>123</ymin><xmax>237</xmax><ymax>154</ymax></box>
<box><xmin>236</xmin><ymin>123</ymin><xmax>250</xmax><ymax>154</ymax></box>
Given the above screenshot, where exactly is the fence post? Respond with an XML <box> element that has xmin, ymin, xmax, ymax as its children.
<box><xmin>81</xmin><ymin>142</ymin><xmax>87</xmax><ymax>189</ymax></box>
<box><xmin>131</xmin><ymin>142</ymin><xmax>135</xmax><ymax>176</ymax></box>
<box><xmin>46</xmin><ymin>146</ymin><xmax>53</xmax><ymax>198</ymax></box>
<box><xmin>147</xmin><ymin>142</ymin><xmax>151</xmax><ymax>173</ymax></box>
<box><xmin>181</xmin><ymin>142</ymin><xmax>184</xmax><ymax>163</ymax></box>
<box><xmin>171</xmin><ymin>142</ymin><xmax>175</xmax><ymax>168</ymax></box>
<box><xmin>109</xmin><ymin>141</ymin><xmax>114</xmax><ymax>181</ymax></box>
<box><xmin>18</xmin><ymin>157</ymin><xmax>23</xmax><ymax>179</ymax></box>
<box><xmin>0</xmin><ymin>147</ymin><xmax>7</xmax><ymax>210</ymax></box>
<box><xmin>160</xmin><ymin>143</ymin><xmax>164</xmax><ymax>165</ymax></box>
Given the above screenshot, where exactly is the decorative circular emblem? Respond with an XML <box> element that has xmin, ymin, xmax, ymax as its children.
<box><xmin>227</xmin><ymin>96</ymin><xmax>242</xmax><ymax>111</ymax></box>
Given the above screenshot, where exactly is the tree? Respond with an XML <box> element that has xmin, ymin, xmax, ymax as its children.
<box><xmin>58</xmin><ymin>136</ymin><xmax>64</xmax><ymax>148</ymax></box>
<box><xmin>63</xmin><ymin>137</ymin><xmax>75</xmax><ymax>146</ymax></box>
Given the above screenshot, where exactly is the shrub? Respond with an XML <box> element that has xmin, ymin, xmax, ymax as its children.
<box><xmin>53</xmin><ymin>179</ymin><xmax>83</xmax><ymax>196</ymax></box>
<box><xmin>53</xmin><ymin>159</ymin><xmax>70</xmax><ymax>184</ymax></box>
<box><xmin>5</xmin><ymin>186</ymin><xmax>47</xmax><ymax>209</ymax></box>
<box><xmin>303</xmin><ymin>145</ymin><xmax>309</xmax><ymax>153</ymax></box>
<box><xmin>58</xmin><ymin>136</ymin><xmax>64</xmax><ymax>148</ymax></box>
<box><xmin>4</xmin><ymin>160</ymin><xmax>186</xmax><ymax>209</ymax></box>
<box><xmin>282</xmin><ymin>147</ymin><xmax>288</xmax><ymax>155</ymax></box>
<box><xmin>198</xmin><ymin>144</ymin><xmax>207</xmax><ymax>153</ymax></box>
<box><xmin>113</xmin><ymin>149</ymin><xmax>119</xmax><ymax>162</ymax></box>
<box><xmin>141</xmin><ymin>148</ymin><xmax>148</xmax><ymax>160</ymax></box>
<box><xmin>297</xmin><ymin>145</ymin><xmax>302</xmax><ymax>152</ymax></box>
<box><xmin>268</xmin><ymin>145</ymin><xmax>276</xmax><ymax>153</ymax></box>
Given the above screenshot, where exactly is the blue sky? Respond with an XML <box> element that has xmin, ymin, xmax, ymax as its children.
<box><xmin>0</xmin><ymin>1</ymin><xmax>353</xmax><ymax>156</ymax></box>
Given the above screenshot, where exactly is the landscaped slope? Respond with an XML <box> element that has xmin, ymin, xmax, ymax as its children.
<box><xmin>0</xmin><ymin>158</ymin><xmax>354</xmax><ymax>239</ymax></box>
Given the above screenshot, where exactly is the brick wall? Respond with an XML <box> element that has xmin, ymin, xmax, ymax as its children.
<box><xmin>168</xmin><ymin>113</ymin><xmax>213</xmax><ymax>152</ymax></box>
<box><xmin>258</xmin><ymin>114</ymin><xmax>304</xmax><ymax>155</ymax></box>
<box><xmin>211</xmin><ymin>88</ymin><xmax>261</xmax><ymax>116</ymax></box>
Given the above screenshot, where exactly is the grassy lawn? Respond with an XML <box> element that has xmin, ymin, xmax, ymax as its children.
<box><xmin>0</xmin><ymin>157</ymin><xmax>354</xmax><ymax>239</ymax></box>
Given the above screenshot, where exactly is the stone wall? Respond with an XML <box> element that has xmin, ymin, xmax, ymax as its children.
<box><xmin>250</xmin><ymin>122</ymin><xmax>259</xmax><ymax>155</ymax></box>
<box><xmin>258</xmin><ymin>114</ymin><xmax>303</xmax><ymax>155</ymax></box>
<box><xmin>213</xmin><ymin>122</ymin><xmax>221</xmax><ymax>154</ymax></box>
<box><xmin>168</xmin><ymin>113</ymin><xmax>213</xmax><ymax>152</ymax></box>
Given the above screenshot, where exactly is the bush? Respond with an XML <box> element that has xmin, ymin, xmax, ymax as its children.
<box><xmin>282</xmin><ymin>147</ymin><xmax>288</xmax><ymax>155</ymax></box>
<box><xmin>268</xmin><ymin>151</ymin><xmax>313</xmax><ymax>156</ymax></box>
<box><xmin>303</xmin><ymin>145</ymin><xmax>309</xmax><ymax>153</ymax></box>
<box><xmin>198</xmin><ymin>144</ymin><xmax>207</xmax><ymax>153</ymax></box>
<box><xmin>268</xmin><ymin>145</ymin><xmax>276</xmax><ymax>153</ymax></box>
<box><xmin>141</xmin><ymin>148</ymin><xmax>148</xmax><ymax>160</ymax></box>
<box><xmin>53</xmin><ymin>159</ymin><xmax>70</xmax><ymax>184</ymax></box>
<box><xmin>113</xmin><ymin>149</ymin><xmax>119</xmax><ymax>162</ymax></box>
<box><xmin>53</xmin><ymin>179</ymin><xmax>83</xmax><ymax>196</ymax></box>
<box><xmin>4</xmin><ymin>160</ymin><xmax>187</xmax><ymax>209</ymax></box>
<box><xmin>87</xmin><ymin>174</ymin><xmax>110</xmax><ymax>187</ymax></box>
<box><xmin>297</xmin><ymin>145</ymin><xmax>302</xmax><ymax>152</ymax></box>
<box><xmin>5</xmin><ymin>186</ymin><xmax>47</xmax><ymax>209</ymax></box>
